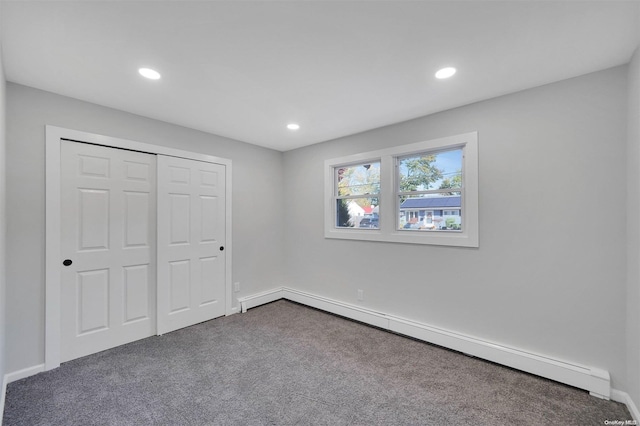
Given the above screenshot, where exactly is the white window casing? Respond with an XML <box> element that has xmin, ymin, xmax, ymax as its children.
<box><xmin>324</xmin><ymin>132</ymin><xmax>478</xmax><ymax>247</ymax></box>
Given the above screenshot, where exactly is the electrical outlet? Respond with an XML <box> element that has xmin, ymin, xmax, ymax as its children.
<box><xmin>234</xmin><ymin>282</ymin><xmax>240</xmax><ymax>293</ymax></box>
<box><xmin>357</xmin><ymin>289</ymin><xmax>364</xmax><ymax>301</ymax></box>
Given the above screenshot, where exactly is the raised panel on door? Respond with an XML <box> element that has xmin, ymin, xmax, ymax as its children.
<box><xmin>60</xmin><ymin>141</ymin><xmax>157</xmax><ymax>362</ymax></box>
<box><xmin>169</xmin><ymin>260</ymin><xmax>191</xmax><ymax>313</ymax></box>
<box><xmin>79</xmin><ymin>154</ymin><xmax>110</xmax><ymax>178</ymax></box>
<box><xmin>123</xmin><ymin>264</ymin><xmax>150</xmax><ymax>324</ymax></box>
<box><xmin>200</xmin><ymin>196</ymin><xmax>218</xmax><ymax>242</ymax></box>
<box><xmin>169</xmin><ymin>194</ymin><xmax>191</xmax><ymax>245</ymax></box>
<box><xmin>78</xmin><ymin>189</ymin><xmax>110</xmax><ymax>251</ymax></box>
<box><xmin>76</xmin><ymin>269</ymin><xmax>110</xmax><ymax>334</ymax></box>
<box><xmin>157</xmin><ymin>156</ymin><xmax>226</xmax><ymax>334</ymax></box>
<box><xmin>200</xmin><ymin>256</ymin><xmax>223</xmax><ymax>306</ymax></box>
<box><xmin>124</xmin><ymin>191</ymin><xmax>151</xmax><ymax>248</ymax></box>
<box><xmin>124</xmin><ymin>160</ymin><xmax>151</xmax><ymax>182</ymax></box>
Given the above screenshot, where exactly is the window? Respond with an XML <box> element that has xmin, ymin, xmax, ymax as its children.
<box><xmin>324</xmin><ymin>132</ymin><xmax>478</xmax><ymax>247</ymax></box>
<box><xmin>398</xmin><ymin>148</ymin><xmax>463</xmax><ymax>232</ymax></box>
<box><xmin>334</xmin><ymin>162</ymin><xmax>380</xmax><ymax>229</ymax></box>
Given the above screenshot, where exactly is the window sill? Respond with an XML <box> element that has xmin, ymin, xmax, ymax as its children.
<box><xmin>325</xmin><ymin>228</ymin><xmax>478</xmax><ymax>247</ymax></box>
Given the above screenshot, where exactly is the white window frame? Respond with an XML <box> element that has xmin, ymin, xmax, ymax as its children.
<box><xmin>334</xmin><ymin>160</ymin><xmax>381</xmax><ymax>229</ymax></box>
<box><xmin>324</xmin><ymin>132</ymin><xmax>478</xmax><ymax>247</ymax></box>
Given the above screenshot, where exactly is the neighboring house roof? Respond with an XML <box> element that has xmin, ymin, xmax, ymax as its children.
<box><xmin>347</xmin><ymin>200</ymin><xmax>365</xmax><ymax>215</ymax></box>
<box><xmin>400</xmin><ymin>196</ymin><xmax>460</xmax><ymax>209</ymax></box>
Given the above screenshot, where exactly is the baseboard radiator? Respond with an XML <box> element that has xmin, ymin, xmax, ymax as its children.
<box><xmin>239</xmin><ymin>287</ymin><xmax>611</xmax><ymax>400</ymax></box>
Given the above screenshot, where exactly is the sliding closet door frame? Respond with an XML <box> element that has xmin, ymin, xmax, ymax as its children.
<box><xmin>45</xmin><ymin>125</ymin><xmax>234</xmax><ymax>371</ymax></box>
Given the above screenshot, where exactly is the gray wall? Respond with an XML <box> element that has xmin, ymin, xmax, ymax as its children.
<box><xmin>283</xmin><ymin>66</ymin><xmax>629</xmax><ymax>389</ymax></box>
<box><xmin>5</xmin><ymin>83</ymin><xmax>284</xmax><ymax>373</ymax></box>
<box><xmin>0</xmin><ymin>2</ymin><xmax>7</xmax><ymax>399</ymax></box>
<box><xmin>3</xmin><ymin>60</ymin><xmax>636</xmax><ymax>401</ymax></box>
<box><xmin>628</xmin><ymin>46</ymin><xmax>640</xmax><ymax>412</ymax></box>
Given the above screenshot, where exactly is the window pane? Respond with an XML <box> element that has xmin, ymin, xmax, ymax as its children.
<box><xmin>399</xmin><ymin>148</ymin><xmax>462</xmax><ymax>192</ymax></box>
<box><xmin>336</xmin><ymin>199</ymin><xmax>379</xmax><ymax>228</ymax></box>
<box><xmin>398</xmin><ymin>194</ymin><xmax>462</xmax><ymax>231</ymax></box>
<box><xmin>336</xmin><ymin>162</ymin><xmax>380</xmax><ymax>196</ymax></box>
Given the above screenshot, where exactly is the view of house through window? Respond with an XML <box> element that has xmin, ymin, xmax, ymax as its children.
<box><xmin>335</xmin><ymin>161</ymin><xmax>380</xmax><ymax>228</ymax></box>
<box><xmin>325</xmin><ymin>132</ymin><xmax>477</xmax><ymax>247</ymax></box>
<box><xmin>398</xmin><ymin>148</ymin><xmax>463</xmax><ymax>231</ymax></box>
<box><xmin>332</xmin><ymin>149</ymin><xmax>463</xmax><ymax>231</ymax></box>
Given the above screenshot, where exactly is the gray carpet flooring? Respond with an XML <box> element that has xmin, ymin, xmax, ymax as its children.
<box><xmin>3</xmin><ymin>300</ymin><xmax>633</xmax><ymax>425</ymax></box>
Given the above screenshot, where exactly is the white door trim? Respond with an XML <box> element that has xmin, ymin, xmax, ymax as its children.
<box><xmin>45</xmin><ymin>125</ymin><xmax>234</xmax><ymax>371</ymax></box>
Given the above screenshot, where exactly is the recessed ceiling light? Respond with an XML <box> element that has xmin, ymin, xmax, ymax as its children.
<box><xmin>435</xmin><ymin>67</ymin><xmax>456</xmax><ymax>79</ymax></box>
<box><xmin>287</xmin><ymin>123</ymin><xmax>300</xmax><ymax>130</ymax></box>
<box><xmin>138</xmin><ymin>68</ymin><xmax>161</xmax><ymax>80</ymax></box>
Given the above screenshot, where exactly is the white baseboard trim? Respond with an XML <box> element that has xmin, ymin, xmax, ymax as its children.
<box><xmin>5</xmin><ymin>364</ymin><xmax>46</xmax><ymax>384</ymax></box>
<box><xmin>1</xmin><ymin>363</ymin><xmax>47</xmax><ymax>424</ymax></box>
<box><xmin>239</xmin><ymin>288</ymin><xmax>284</xmax><ymax>313</ymax></box>
<box><xmin>611</xmin><ymin>389</ymin><xmax>640</xmax><ymax>421</ymax></box>
<box><xmin>283</xmin><ymin>287</ymin><xmax>390</xmax><ymax>329</ymax></box>
<box><xmin>240</xmin><ymin>286</ymin><xmax>612</xmax><ymax>399</ymax></box>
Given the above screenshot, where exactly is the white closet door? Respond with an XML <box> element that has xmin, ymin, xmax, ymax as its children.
<box><xmin>60</xmin><ymin>141</ymin><xmax>157</xmax><ymax>362</ymax></box>
<box><xmin>157</xmin><ymin>156</ymin><xmax>226</xmax><ymax>334</ymax></box>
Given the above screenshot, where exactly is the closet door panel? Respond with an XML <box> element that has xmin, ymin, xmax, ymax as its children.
<box><xmin>157</xmin><ymin>156</ymin><xmax>226</xmax><ymax>334</ymax></box>
<box><xmin>60</xmin><ymin>141</ymin><xmax>157</xmax><ymax>362</ymax></box>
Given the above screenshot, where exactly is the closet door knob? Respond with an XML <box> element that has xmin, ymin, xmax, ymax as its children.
<box><xmin>219</xmin><ymin>246</ymin><xmax>225</xmax><ymax>251</ymax></box>
<box><xmin>63</xmin><ymin>259</ymin><xmax>73</xmax><ymax>266</ymax></box>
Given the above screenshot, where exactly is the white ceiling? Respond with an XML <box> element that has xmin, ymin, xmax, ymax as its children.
<box><xmin>1</xmin><ymin>1</ymin><xmax>639</xmax><ymax>152</ymax></box>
